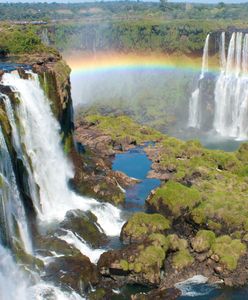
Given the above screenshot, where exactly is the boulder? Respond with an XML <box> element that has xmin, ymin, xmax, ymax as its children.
<box><xmin>58</xmin><ymin>209</ymin><xmax>108</xmax><ymax>248</ymax></box>
<box><xmin>45</xmin><ymin>253</ymin><xmax>98</xmax><ymax>294</ymax></box>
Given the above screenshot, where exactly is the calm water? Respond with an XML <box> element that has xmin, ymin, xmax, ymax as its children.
<box><xmin>112</xmin><ymin>145</ymin><xmax>160</xmax><ymax>212</ymax></box>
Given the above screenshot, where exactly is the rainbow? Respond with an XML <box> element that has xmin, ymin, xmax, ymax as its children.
<box><xmin>63</xmin><ymin>51</ymin><xmax>220</xmax><ymax>75</ymax></box>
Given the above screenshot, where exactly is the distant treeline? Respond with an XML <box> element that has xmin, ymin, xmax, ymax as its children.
<box><xmin>2</xmin><ymin>2</ymin><xmax>248</xmax><ymax>56</ymax></box>
<box><xmin>40</xmin><ymin>20</ymin><xmax>246</xmax><ymax>55</ymax></box>
<box><xmin>2</xmin><ymin>1</ymin><xmax>248</xmax><ymax>21</ymax></box>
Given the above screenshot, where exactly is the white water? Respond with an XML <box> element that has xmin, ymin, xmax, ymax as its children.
<box><xmin>0</xmin><ymin>125</ymin><xmax>32</xmax><ymax>254</ymax></box>
<box><xmin>188</xmin><ymin>34</ymin><xmax>210</xmax><ymax>128</ymax></box>
<box><xmin>0</xmin><ymin>244</ymin><xmax>85</xmax><ymax>300</ymax></box>
<box><xmin>2</xmin><ymin>72</ymin><xmax>124</xmax><ymax>237</ymax></box>
<box><xmin>175</xmin><ymin>275</ymin><xmax>216</xmax><ymax>297</ymax></box>
<box><xmin>2</xmin><ymin>92</ymin><xmax>41</xmax><ymax>216</ymax></box>
<box><xmin>59</xmin><ymin>230</ymin><xmax>105</xmax><ymax>264</ymax></box>
<box><xmin>214</xmin><ymin>32</ymin><xmax>248</xmax><ymax>140</ymax></box>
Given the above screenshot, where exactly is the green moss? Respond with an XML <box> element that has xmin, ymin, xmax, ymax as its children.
<box><xmin>167</xmin><ymin>234</ymin><xmax>188</xmax><ymax>251</ymax></box>
<box><xmin>191</xmin><ymin>230</ymin><xmax>216</xmax><ymax>253</ymax></box>
<box><xmin>88</xmin><ymin>288</ymin><xmax>106</xmax><ymax>300</ymax></box>
<box><xmin>149</xmin><ymin>181</ymin><xmax>201</xmax><ymax>218</ymax></box>
<box><xmin>207</xmin><ymin>220</ymin><xmax>222</xmax><ymax>231</ymax></box>
<box><xmin>85</xmin><ymin>115</ymin><xmax>163</xmax><ymax>145</ymax></box>
<box><xmin>122</xmin><ymin>212</ymin><xmax>170</xmax><ymax>242</ymax></box>
<box><xmin>134</xmin><ymin>262</ymin><xmax>143</xmax><ymax>273</ymax></box>
<box><xmin>137</xmin><ymin>245</ymin><xmax>166</xmax><ymax>270</ymax></box>
<box><xmin>120</xmin><ymin>259</ymin><xmax>129</xmax><ymax>271</ymax></box>
<box><xmin>172</xmin><ymin>249</ymin><xmax>194</xmax><ymax>269</ymax></box>
<box><xmin>148</xmin><ymin>233</ymin><xmax>169</xmax><ymax>251</ymax></box>
<box><xmin>63</xmin><ymin>134</ymin><xmax>73</xmax><ymax>154</ymax></box>
<box><xmin>211</xmin><ymin>236</ymin><xmax>246</xmax><ymax>271</ymax></box>
<box><xmin>0</xmin><ymin>107</ymin><xmax>11</xmax><ymax>135</ymax></box>
<box><xmin>0</xmin><ymin>175</ymin><xmax>3</xmax><ymax>188</ymax></box>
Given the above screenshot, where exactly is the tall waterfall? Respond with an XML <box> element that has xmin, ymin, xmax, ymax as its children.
<box><xmin>0</xmin><ymin>70</ymin><xmax>125</xmax><ymax>299</ymax></box>
<box><xmin>188</xmin><ymin>34</ymin><xmax>210</xmax><ymax>128</ymax></box>
<box><xmin>214</xmin><ymin>32</ymin><xmax>248</xmax><ymax>140</ymax></box>
<box><xmin>2</xmin><ymin>72</ymin><xmax>123</xmax><ymax>236</ymax></box>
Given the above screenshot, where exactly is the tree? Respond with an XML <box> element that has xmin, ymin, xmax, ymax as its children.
<box><xmin>160</xmin><ymin>0</ymin><xmax>168</xmax><ymax>12</ymax></box>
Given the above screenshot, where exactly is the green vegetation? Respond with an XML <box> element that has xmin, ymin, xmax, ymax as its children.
<box><xmin>85</xmin><ymin>115</ymin><xmax>163</xmax><ymax>144</ymax></box>
<box><xmin>149</xmin><ymin>181</ymin><xmax>201</xmax><ymax>218</ymax></box>
<box><xmin>121</xmin><ymin>212</ymin><xmax>170</xmax><ymax>243</ymax></box>
<box><xmin>0</xmin><ymin>25</ymin><xmax>55</xmax><ymax>55</ymax></box>
<box><xmin>191</xmin><ymin>230</ymin><xmax>216</xmax><ymax>253</ymax></box>
<box><xmin>147</xmin><ymin>136</ymin><xmax>248</xmax><ymax>234</ymax></box>
<box><xmin>82</xmin><ymin>115</ymin><xmax>248</xmax><ymax>237</ymax></box>
<box><xmin>211</xmin><ymin>236</ymin><xmax>246</xmax><ymax>271</ymax></box>
<box><xmin>118</xmin><ymin>243</ymin><xmax>166</xmax><ymax>283</ymax></box>
<box><xmin>172</xmin><ymin>249</ymin><xmax>194</xmax><ymax>269</ymax></box>
<box><xmin>3</xmin><ymin>2</ymin><xmax>248</xmax><ymax>23</ymax></box>
<box><xmin>167</xmin><ymin>234</ymin><xmax>188</xmax><ymax>251</ymax></box>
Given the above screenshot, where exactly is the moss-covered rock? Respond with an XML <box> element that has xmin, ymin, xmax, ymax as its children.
<box><xmin>167</xmin><ymin>234</ymin><xmax>188</xmax><ymax>251</ymax></box>
<box><xmin>147</xmin><ymin>181</ymin><xmax>201</xmax><ymax>218</ymax></box>
<box><xmin>191</xmin><ymin>230</ymin><xmax>216</xmax><ymax>253</ymax></box>
<box><xmin>58</xmin><ymin>209</ymin><xmax>108</xmax><ymax>248</ymax></box>
<box><xmin>84</xmin><ymin>115</ymin><xmax>163</xmax><ymax>146</ymax></box>
<box><xmin>172</xmin><ymin>249</ymin><xmax>194</xmax><ymax>269</ymax></box>
<box><xmin>211</xmin><ymin>236</ymin><xmax>246</xmax><ymax>271</ymax></box>
<box><xmin>98</xmin><ymin>240</ymin><xmax>167</xmax><ymax>286</ymax></box>
<box><xmin>34</xmin><ymin>234</ymin><xmax>81</xmax><ymax>257</ymax></box>
<box><xmin>121</xmin><ymin>212</ymin><xmax>170</xmax><ymax>244</ymax></box>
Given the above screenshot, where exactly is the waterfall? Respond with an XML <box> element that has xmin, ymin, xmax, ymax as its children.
<box><xmin>2</xmin><ymin>93</ymin><xmax>41</xmax><ymax>216</ymax></box>
<box><xmin>214</xmin><ymin>32</ymin><xmax>248</xmax><ymax>140</ymax></box>
<box><xmin>1</xmin><ymin>71</ymin><xmax>123</xmax><ymax>236</ymax></box>
<box><xmin>188</xmin><ymin>34</ymin><xmax>210</xmax><ymax>128</ymax></box>
<box><xmin>0</xmin><ymin>69</ymin><xmax>125</xmax><ymax>299</ymax></box>
<box><xmin>0</xmin><ymin>243</ymin><xmax>85</xmax><ymax>300</ymax></box>
<box><xmin>0</xmin><ymin>125</ymin><xmax>32</xmax><ymax>253</ymax></box>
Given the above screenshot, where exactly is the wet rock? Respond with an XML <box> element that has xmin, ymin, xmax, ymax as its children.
<box><xmin>35</xmin><ymin>234</ymin><xmax>80</xmax><ymax>257</ymax></box>
<box><xmin>214</xmin><ymin>265</ymin><xmax>224</xmax><ymax>274</ymax></box>
<box><xmin>121</xmin><ymin>212</ymin><xmax>170</xmax><ymax>244</ymax></box>
<box><xmin>98</xmin><ymin>241</ymin><xmax>166</xmax><ymax>286</ymax></box>
<box><xmin>58</xmin><ymin>209</ymin><xmax>108</xmax><ymax>248</ymax></box>
<box><xmin>45</xmin><ymin>253</ymin><xmax>98</xmax><ymax>294</ymax></box>
<box><xmin>132</xmin><ymin>287</ymin><xmax>181</xmax><ymax>300</ymax></box>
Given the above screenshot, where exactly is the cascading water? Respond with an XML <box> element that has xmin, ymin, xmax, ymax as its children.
<box><xmin>0</xmin><ymin>69</ymin><xmax>125</xmax><ymax>299</ymax></box>
<box><xmin>188</xmin><ymin>34</ymin><xmax>210</xmax><ymax>128</ymax></box>
<box><xmin>214</xmin><ymin>32</ymin><xmax>248</xmax><ymax>140</ymax></box>
<box><xmin>0</xmin><ymin>125</ymin><xmax>32</xmax><ymax>254</ymax></box>
<box><xmin>2</xmin><ymin>72</ymin><xmax>123</xmax><ymax>236</ymax></box>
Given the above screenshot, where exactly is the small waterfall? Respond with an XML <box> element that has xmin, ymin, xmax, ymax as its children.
<box><xmin>0</xmin><ymin>125</ymin><xmax>32</xmax><ymax>253</ymax></box>
<box><xmin>214</xmin><ymin>32</ymin><xmax>248</xmax><ymax>140</ymax></box>
<box><xmin>188</xmin><ymin>34</ymin><xmax>210</xmax><ymax>128</ymax></box>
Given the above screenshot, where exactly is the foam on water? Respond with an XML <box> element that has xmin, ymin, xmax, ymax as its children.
<box><xmin>175</xmin><ymin>275</ymin><xmax>216</xmax><ymax>297</ymax></box>
<box><xmin>59</xmin><ymin>230</ymin><xmax>105</xmax><ymax>264</ymax></box>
